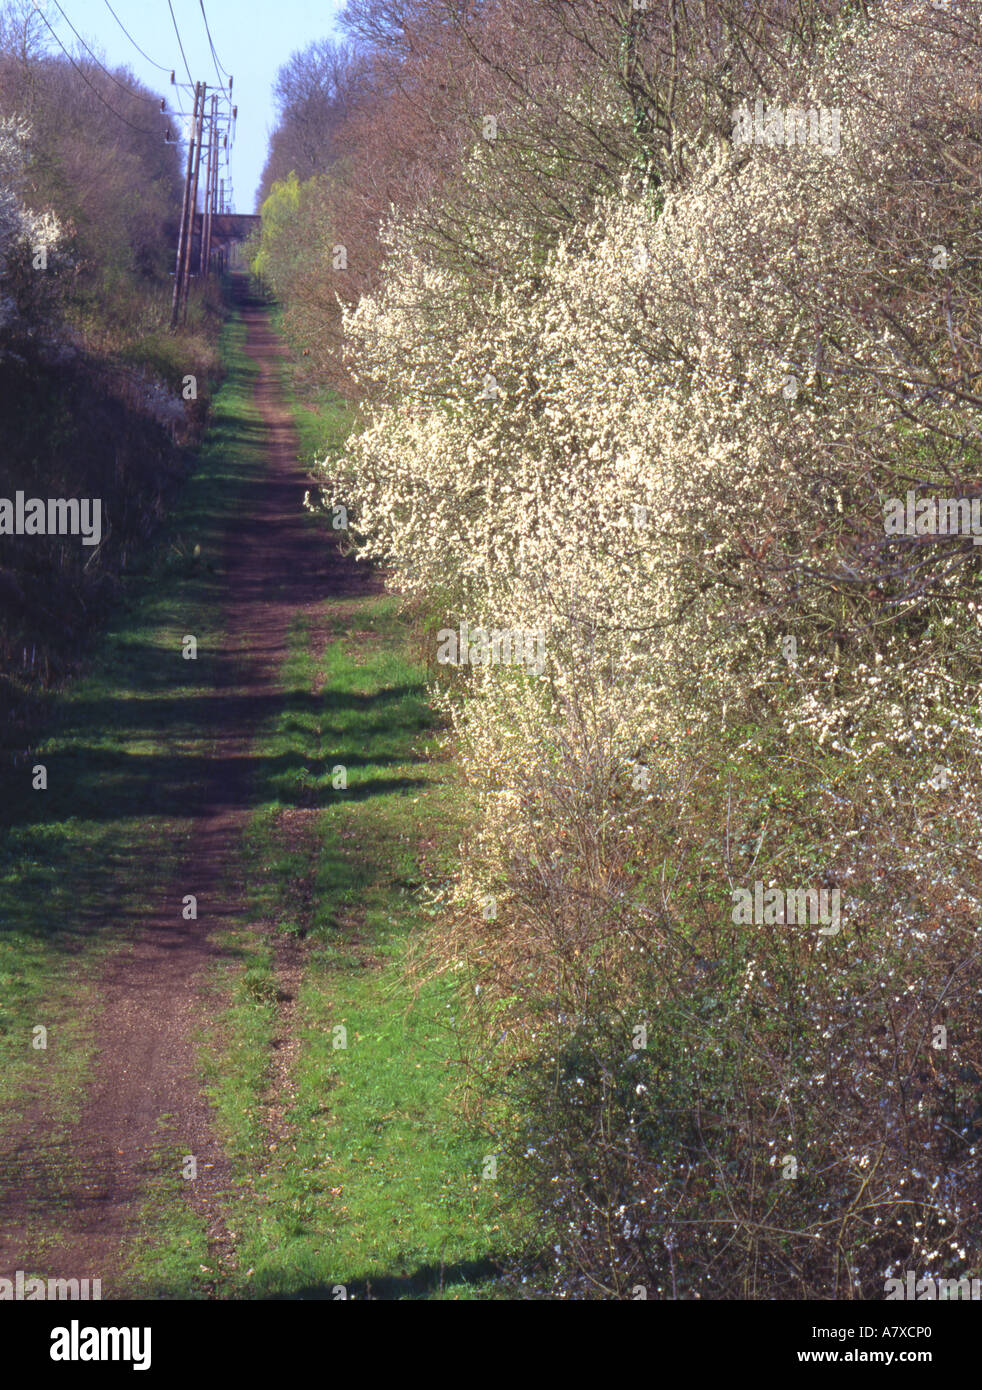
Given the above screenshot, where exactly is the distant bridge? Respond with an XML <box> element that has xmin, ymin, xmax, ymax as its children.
<box><xmin>172</xmin><ymin>212</ymin><xmax>260</xmax><ymax>320</ymax></box>
<box><xmin>192</xmin><ymin>212</ymin><xmax>260</xmax><ymax>249</ymax></box>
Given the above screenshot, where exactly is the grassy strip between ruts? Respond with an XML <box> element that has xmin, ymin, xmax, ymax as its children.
<box><xmin>194</xmin><ymin>374</ymin><xmax>530</xmax><ymax>1300</ymax></box>
<box><xmin>0</xmin><ymin>308</ymin><xmax>257</xmax><ymax>1258</ymax></box>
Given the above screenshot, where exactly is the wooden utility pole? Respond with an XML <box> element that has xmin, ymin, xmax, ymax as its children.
<box><xmin>216</xmin><ymin>173</ymin><xmax>225</xmax><ymax>276</ymax></box>
<box><xmin>201</xmin><ymin>94</ymin><xmax>217</xmax><ymax>278</ymax></box>
<box><xmin>180</xmin><ymin>83</ymin><xmax>206</xmax><ymax>324</ymax></box>
<box><xmin>208</xmin><ymin>98</ymin><xmax>220</xmax><ymax>273</ymax></box>
<box><xmin>211</xmin><ymin>144</ymin><xmax>220</xmax><ymax>273</ymax></box>
<box><xmin>213</xmin><ymin>119</ymin><xmax>221</xmax><ymax>256</ymax></box>
<box><xmin>170</xmin><ymin>81</ymin><xmax>201</xmax><ymax>329</ymax></box>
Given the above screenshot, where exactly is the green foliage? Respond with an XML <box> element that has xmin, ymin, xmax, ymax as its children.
<box><xmin>251</xmin><ymin>172</ymin><xmax>302</xmax><ymax>287</ymax></box>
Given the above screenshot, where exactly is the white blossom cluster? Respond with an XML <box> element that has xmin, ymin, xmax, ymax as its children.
<box><xmin>334</xmin><ymin>0</ymin><xmax>982</xmax><ymax>918</ymax></box>
<box><xmin>0</xmin><ymin>117</ymin><xmax>61</xmax><ymax>346</ymax></box>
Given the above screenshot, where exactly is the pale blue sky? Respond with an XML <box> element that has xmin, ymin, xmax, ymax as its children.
<box><xmin>38</xmin><ymin>0</ymin><xmax>344</xmax><ymax>210</ymax></box>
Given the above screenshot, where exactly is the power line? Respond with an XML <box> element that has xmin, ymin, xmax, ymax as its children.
<box><xmin>172</xmin><ymin>5</ymin><xmax>237</xmax><ymax>218</ymax></box>
<box><xmin>33</xmin><ymin>6</ymin><xmax>166</xmax><ymax>137</ymax></box>
<box><xmin>199</xmin><ymin>0</ymin><xmax>231</xmax><ymax>81</ymax></box>
<box><xmin>49</xmin><ymin>0</ymin><xmax>165</xmax><ymax>103</ymax></box>
<box><xmin>101</xmin><ymin>0</ymin><xmax>172</xmax><ymax>74</ymax></box>
<box><xmin>168</xmin><ymin>0</ymin><xmax>195</xmax><ymax>87</ymax></box>
<box><xmin>198</xmin><ymin>0</ymin><xmax>234</xmax><ymax>194</ymax></box>
<box><xmin>169</xmin><ymin>0</ymin><xmax>232</xmax><ymax>150</ymax></box>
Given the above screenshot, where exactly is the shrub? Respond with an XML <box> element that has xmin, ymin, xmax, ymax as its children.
<box><xmin>333</xmin><ymin>0</ymin><xmax>982</xmax><ymax>1296</ymax></box>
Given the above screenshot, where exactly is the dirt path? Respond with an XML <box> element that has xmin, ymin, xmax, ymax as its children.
<box><xmin>0</xmin><ymin>279</ymin><xmax>358</xmax><ymax>1294</ymax></box>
